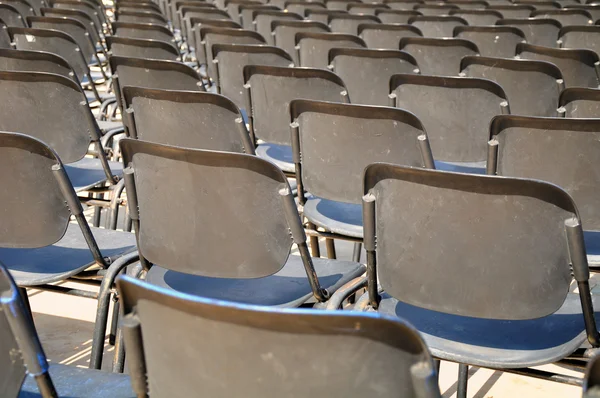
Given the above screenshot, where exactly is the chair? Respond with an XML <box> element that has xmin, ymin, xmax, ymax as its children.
<box><xmin>272</xmin><ymin>20</ymin><xmax>330</xmax><ymax>65</ymax></box>
<box><xmin>117</xmin><ymin>9</ymin><xmax>169</xmax><ymax>24</ymax></box>
<box><xmin>414</xmin><ymin>3</ymin><xmax>459</xmax><ymax>16</ymax></box>
<box><xmin>112</xmin><ymin>21</ymin><xmax>175</xmax><ymax>43</ymax></box>
<box><xmin>329</xmin><ymin>48</ymin><xmax>419</xmax><ymax>106</ymax></box>
<box><xmin>252</xmin><ymin>9</ymin><xmax>302</xmax><ymax>45</ymax></box>
<box><xmin>2</xmin><ymin>0</ymin><xmax>33</xmax><ymax>18</ymax></box>
<box><xmin>564</xmin><ymin>4</ymin><xmax>600</xmax><ymax>21</ymax></box>
<box><xmin>559</xmin><ymin>87</ymin><xmax>600</xmax><ymax>118</ymax></box>
<box><xmin>0</xmin><ymin>261</ymin><xmax>134</xmax><ymax>397</ymax></box>
<box><xmin>0</xmin><ymin>21</ymin><xmax>17</xmax><ymax>49</ymax></box>
<box><xmin>189</xmin><ymin>16</ymin><xmax>241</xmax><ymax>52</ymax></box>
<box><xmin>223</xmin><ymin>0</ymin><xmax>258</xmax><ymax>24</ymax></box>
<box><xmin>514</xmin><ymin>0</ymin><xmax>561</xmax><ymax>8</ymax></box>
<box><xmin>291</xmin><ymin>99</ymin><xmax>434</xmax><ymax>259</ymax></box>
<box><xmin>559</xmin><ymin>25</ymin><xmax>600</xmax><ymax>54</ymax></box>
<box><xmin>285</xmin><ymin>0</ymin><xmax>326</xmax><ymax>16</ymax></box>
<box><xmin>106</xmin><ymin>36</ymin><xmax>180</xmax><ymax>61</ymax></box>
<box><xmin>350</xmin><ymin>162</ymin><xmax>600</xmax><ymax>398</ymax></box>
<box><xmin>408</xmin><ymin>15</ymin><xmax>467</xmax><ymax>38</ymax></box>
<box><xmin>496</xmin><ymin>18</ymin><xmax>562</xmax><ymax>48</ymax></box>
<box><xmin>487</xmin><ymin>4</ymin><xmax>536</xmax><ymax>19</ymax></box>
<box><xmin>384</xmin><ymin>0</ymin><xmax>423</xmax><ymax>10</ymax></box>
<box><xmin>173</xmin><ymin>3</ymin><xmax>220</xmax><ymax>32</ymax></box>
<box><xmin>325</xmin><ymin>0</ymin><xmax>355</xmax><ymax>11</ymax></box>
<box><xmin>199</xmin><ymin>26</ymin><xmax>265</xmax><ymax>73</ymax></box>
<box><xmin>585</xmin><ymin>354</ymin><xmax>600</xmax><ymax>398</ymax></box>
<box><xmin>374</xmin><ymin>9</ymin><xmax>421</xmax><ymax>24</ymax></box>
<box><xmin>358</xmin><ymin>23</ymin><xmax>422</xmax><ymax>49</ymax></box>
<box><xmin>516</xmin><ymin>43</ymin><xmax>600</xmax><ymax>88</ymax></box>
<box><xmin>116</xmin><ymin>274</ymin><xmax>441</xmax><ymax>398</ymax></box>
<box><xmin>212</xmin><ymin>44</ymin><xmax>293</xmax><ymax>109</ymax></box>
<box><xmin>531</xmin><ymin>8</ymin><xmax>594</xmax><ymax>26</ymax></box>
<box><xmin>40</xmin><ymin>7</ymin><xmax>102</xmax><ymax>47</ymax></box>
<box><xmin>122</xmin><ymin>87</ymin><xmax>255</xmax><ymax>154</ymax></box>
<box><xmin>348</xmin><ymin>2</ymin><xmax>388</xmax><ymax>15</ymax></box>
<box><xmin>448</xmin><ymin>0</ymin><xmax>488</xmax><ymax>10</ymax></box>
<box><xmin>304</xmin><ymin>8</ymin><xmax>347</xmax><ymax>24</ymax></box>
<box><xmin>52</xmin><ymin>0</ymin><xmax>105</xmax><ymax>34</ymax></box>
<box><xmin>461</xmin><ymin>56</ymin><xmax>563</xmax><ymax>116</ymax></box>
<box><xmin>328</xmin><ymin>13</ymin><xmax>381</xmax><ymax>35</ymax></box>
<box><xmin>0</xmin><ymin>4</ymin><xmax>27</xmax><ymax>27</ymax></box>
<box><xmin>239</xmin><ymin>4</ymin><xmax>277</xmax><ymax>30</ymax></box>
<box><xmin>389</xmin><ymin>74</ymin><xmax>508</xmax><ymax>173</ymax></box>
<box><xmin>489</xmin><ymin>116</ymin><xmax>600</xmax><ymax>267</ymax></box>
<box><xmin>243</xmin><ymin>65</ymin><xmax>349</xmax><ymax>174</ymax></box>
<box><xmin>296</xmin><ymin>31</ymin><xmax>366</xmax><ymax>68</ymax></box>
<box><xmin>449</xmin><ymin>9</ymin><xmax>503</xmax><ymax>25</ymax></box>
<box><xmin>454</xmin><ymin>26</ymin><xmax>525</xmax><ymax>58</ymax></box>
<box><xmin>400</xmin><ymin>37</ymin><xmax>479</xmax><ymax>76</ymax></box>
<box><xmin>0</xmin><ymin>48</ymin><xmax>76</xmax><ymax>79</ymax></box>
<box><xmin>180</xmin><ymin>7</ymin><xmax>232</xmax><ymax>43</ymax></box>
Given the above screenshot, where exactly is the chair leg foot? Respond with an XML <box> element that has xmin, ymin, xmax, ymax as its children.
<box><xmin>457</xmin><ymin>363</ymin><xmax>468</xmax><ymax>398</ymax></box>
<box><xmin>325</xmin><ymin>238</ymin><xmax>336</xmax><ymax>259</ymax></box>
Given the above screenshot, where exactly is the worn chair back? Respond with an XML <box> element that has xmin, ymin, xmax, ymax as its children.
<box><xmin>559</xmin><ymin>87</ymin><xmax>600</xmax><ymax>118</ymax></box>
<box><xmin>496</xmin><ymin>18</ymin><xmax>562</xmax><ymax>48</ymax></box>
<box><xmin>408</xmin><ymin>15</ymin><xmax>467</xmax><ymax>38</ymax></box>
<box><xmin>358</xmin><ymin>23</ymin><xmax>422</xmax><ymax>49</ymax></box>
<box><xmin>272</xmin><ymin>20</ymin><xmax>330</xmax><ymax>65</ymax></box>
<box><xmin>558</xmin><ymin>26</ymin><xmax>600</xmax><ymax>53</ymax></box>
<box><xmin>296</xmin><ymin>31</ymin><xmax>366</xmax><ymax>68</ymax></box>
<box><xmin>328</xmin><ymin>13</ymin><xmax>381</xmax><ymax>35</ymax></box>
<box><xmin>453</xmin><ymin>26</ymin><xmax>526</xmax><ymax>58</ymax></box>
<box><xmin>400</xmin><ymin>37</ymin><xmax>479</xmax><ymax>76</ymax></box>
<box><xmin>106</xmin><ymin>36</ymin><xmax>180</xmax><ymax>61</ymax></box>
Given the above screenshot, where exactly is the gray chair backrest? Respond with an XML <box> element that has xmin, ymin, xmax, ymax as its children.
<box><xmin>492</xmin><ymin>116</ymin><xmax>600</xmax><ymax>230</ymax></box>
<box><xmin>0</xmin><ymin>48</ymin><xmax>75</xmax><ymax>80</ymax></box>
<box><xmin>244</xmin><ymin>65</ymin><xmax>348</xmax><ymax>145</ymax></box>
<box><xmin>53</xmin><ymin>0</ymin><xmax>103</xmax><ymax>32</ymax></box>
<box><xmin>516</xmin><ymin>43</ymin><xmax>600</xmax><ymax>88</ymax></box>
<box><xmin>0</xmin><ymin>4</ymin><xmax>26</xmax><ymax>27</ymax></box>
<box><xmin>2</xmin><ymin>0</ymin><xmax>33</xmax><ymax>18</ymax></box>
<box><xmin>559</xmin><ymin>26</ymin><xmax>600</xmax><ymax>54</ymax></box>
<box><xmin>328</xmin><ymin>13</ymin><xmax>381</xmax><ymax>35</ymax></box>
<box><xmin>487</xmin><ymin>4</ymin><xmax>535</xmax><ymax>19</ymax></box>
<box><xmin>40</xmin><ymin>7</ymin><xmax>101</xmax><ymax>46</ymax></box>
<box><xmin>304</xmin><ymin>8</ymin><xmax>346</xmax><ymax>24</ymax></box>
<box><xmin>448</xmin><ymin>9</ymin><xmax>503</xmax><ymax>25</ymax></box>
<box><xmin>200</xmin><ymin>26</ymin><xmax>265</xmax><ymax>69</ymax></box>
<box><xmin>460</xmin><ymin>56</ymin><xmax>563</xmax><ymax>116</ymax></box>
<box><xmin>384</xmin><ymin>0</ymin><xmax>423</xmax><ymax>10</ymax></box>
<box><xmin>531</xmin><ymin>8</ymin><xmax>593</xmax><ymax>26</ymax></box>
<box><xmin>285</xmin><ymin>1</ymin><xmax>325</xmax><ymax>17</ymax></box>
<box><xmin>414</xmin><ymin>3</ymin><xmax>459</xmax><ymax>16</ymax></box>
<box><xmin>564</xmin><ymin>4</ymin><xmax>600</xmax><ymax>21</ymax></box>
<box><xmin>252</xmin><ymin>10</ymin><xmax>302</xmax><ymax>45</ymax></box>
<box><xmin>296</xmin><ymin>31</ymin><xmax>366</xmax><ymax>68</ymax></box>
<box><xmin>374</xmin><ymin>9</ymin><xmax>421</xmax><ymax>24</ymax></box>
<box><xmin>408</xmin><ymin>15</ymin><xmax>467</xmax><ymax>38</ymax></box>
<box><xmin>291</xmin><ymin>99</ymin><xmax>432</xmax><ymax>204</ymax></box>
<box><xmin>358</xmin><ymin>23</ymin><xmax>422</xmax><ymax>49</ymax></box>
<box><xmin>348</xmin><ymin>3</ymin><xmax>388</xmax><ymax>15</ymax></box>
<box><xmin>514</xmin><ymin>0</ymin><xmax>561</xmax><ymax>8</ymax></box>
<box><xmin>400</xmin><ymin>37</ymin><xmax>479</xmax><ymax>76</ymax></box>
<box><xmin>117</xmin><ymin>274</ymin><xmax>441</xmax><ymax>398</ymax></box>
<box><xmin>329</xmin><ymin>48</ymin><xmax>419</xmax><ymax>106</ymax></box>
<box><xmin>181</xmin><ymin>7</ymin><xmax>232</xmax><ymax>43</ymax></box>
<box><xmin>363</xmin><ymin>163</ymin><xmax>577</xmax><ymax>319</ymax></box>
<box><xmin>559</xmin><ymin>87</ymin><xmax>600</xmax><ymax>118</ymax></box>
<box><xmin>224</xmin><ymin>0</ymin><xmax>259</xmax><ymax>23</ymax></box>
<box><xmin>453</xmin><ymin>26</ymin><xmax>526</xmax><ymax>58</ymax></box>
<box><xmin>106</xmin><ymin>36</ymin><xmax>180</xmax><ymax>61</ymax></box>
<box><xmin>448</xmin><ymin>0</ymin><xmax>488</xmax><ymax>10</ymax></box>
<box><xmin>112</xmin><ymin>21</ymin><xmax>175</xmax><ymax>43</ymax></box>
<box><xmin>390</xmin><ymin>74</ymin><xmax>507</xmax><ymax>162</ymax></box>
<box><xmin>272</xmin><ymin>20</ymin><xmax>330</xmax><ymax>65</ymax></box>
<box><xmin>496</xmin><ymin>18</ymin><xmax>562</xmax><ymax>48</ymax></box>
<box><xmin>325</xmin><ymin>0</ymin><xmax>354</xmax><ymax>11</ymax></box>
<box><xmin>117</xmin><ymin>10</ymin><xmax>168</xmax><ymax>24</ymax></box>
<box><xmin>239</xmin><ymin>4</ymin><xmax>277</xmax><ymax>30</ymax></box>
<box><xmin>190</xmin><ymin>17</ymin><xmax>241</xmax><ymax>52</ymax></box>
<box><xmin>122</xmin><ymin>87</ymin><xmax>254</xmax><ymax>154</ymax></box>
<box><xmin>212</xmin><ymin>44</ymin><xmax>293</xmax><ymax>109</ymax></box>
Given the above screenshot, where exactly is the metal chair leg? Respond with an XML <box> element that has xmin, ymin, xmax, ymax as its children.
<box><xmin>325</xmin><ymin>238</ymin><xmax>336</xmax><ymax>259</ymax></box>
<box><xmin>307</xmin><ymin>222</ymin><xmax>321</xmax><ymax>258</ymax></box>
<box><xmin>34</xmin><ymin>371</ymin><xmax>58</xmax><ymax>398</ymax></box>
<box><xmin>457</xmin><ymin>363</ymin><xmax>469</xmax><ymax>398</ymax></box>
<box><xmin>352</xmin><ymin>242</ymin><xmax>362</xmax><ymax>262</ymax></box>
<box><xmin>108</xmin><ymin>294</ymin><xmax>119</xmax><ymax>345</ymax></box>
<box><xmin>112</xmin><ymin>317</ymin><xmax>126</xmax><ymax>373</ymax></box>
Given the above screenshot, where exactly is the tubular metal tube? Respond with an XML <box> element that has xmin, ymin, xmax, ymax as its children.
<box><xmin>486</xmin><ymin>138</ymin><xmax>499</xmax><ymax>175</ymax></box>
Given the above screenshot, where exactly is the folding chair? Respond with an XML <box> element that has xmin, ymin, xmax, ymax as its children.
<box><xmin>116</xmin><ymin>274</ymin><xmax>441</xmax><ymax>398</ymax></box>
<box><xmin>40</xmin><ymin>7</ymin><xmax>102</xmax><ymax>47</ymax></box>
<box><xmin>189</xmin><ymin>16</ymin><xmax>241</xmax><ymax>52</ymax></box>
<box><xmin>285</xmin><ymin>0</ymin><xmax>326</xmax><ymax>16</ymax></box>
<box><xmin>413</xmin><ymin>3</ymin><xmax>459</xmax><ymax>16</ymax></box>
<box><xmin>558</xmin><ymin>25</ymin><xmax>600</xmax><ymax>53</ymax></box>
<box><xmin>389</xmin><ymin>74</ymin><xmax>508</xmax><ymax>173</ymax></box>
<box><xmin>106</xmin><ymin>36</ymin><xmax>180</xmax><ymax>61</ymax></box>
<box><xmin>0</xmin><ymin>4</ymin><xmax>27</xmax><ymax>27</ymax></box>
<box><xmin>408</xmin><ymin>15</ymin><xmax>468</xmax><ymax>38</ymax></box>
<box><xmin>0</xmin><ymin>48</ymin><xmax>75</xmax><ymax>79</ymax></box>
<box><xmin>112</xmin><ymin>21</ymin><xmax>175</xmax><ymax>43</ymax></box>
<box><xmin>122</xmin><ymin>87</ymin><xmax>255</xmax><ymax>154</ymax></box>
<box><xmin>52</xmin><ymin>0</ymin><xmax>105</xmax><ymax>34</ymax></box>
<box><xmin>454</xmin><ymin>26</ymin><xmax>526</xmax><ymax>58</ymax></box>
<box><xmin>296</xmin><ymin>31</ymin><xmax>366</xmax><ymax>68</ymax></box>
<box><xmin>461</xmin><ymin>56</ymin><xmax>563</xmax><ymax>116</ymax></box>
<box><xmin>449</xmin><ymin>9</ymin><xmax>503</xmax><ymax>25</ymax></box>
<box><xmin>564</xmin><ymin>4</ymin><xmax>600</xmax><ymax>21</ymax></box>
<box><xmin>585</xmin><ymin>354</ymin><xmax>600</xmax><ymax>398</ymax></box>
<box><xmin>180</xmin><ymin>7</ymin><xmax>232</xmax><ymax>43</ymax></box>
<box><xmin>358</xmin><ymin>23</ymin><xmax>422</xmax><ymax>49</ymax></box>
<box><xmin>199</xmin><ymin>26</ymin><xmax>265</xmax><ymax>72</ymax></box>
<box><xmin>291</xmin><ymin>100</ymin><xmax>434</xmax><ymax>260</ymax></box>
<box><xmin>239</xmin><ymin>4</ymin><xmax>278</xmax><ymax>30</ymax></box>
<box><xmin>2</xmin><ymin>0</ymin><xmax>33</xmax><ymax>19</ymax></box>
<box><xmin>374</xmin><ymin>9</ymin><xmax>421</xmax><ymax>24</ymax></box>
<box><xmin>243</xmin><ymin>65</ymin><xmax>349</xmax><ymax>173</ymax></box>
<box><xmin>516</xmin><ymin>43</ymin><xmax>600</xmax><ymax>88</ymax></box>
<box><xmin>116</xmin><ymin>9</ymin><xmax>169</xmax><ymax>24</ymax></box>
<box><xmin>211</xmin><ymin>43</ymin><xmax>292</xmax><ymax>108</ymax></box>
<box><xmin>304</xmin><ymin>8</ymin><xmax>347</xmax><ymax>24</ymax></box>
<box><xmin>347</xmin><ymin>163</ymin><xmax>600</xmax><ymax>398</ymax></box>
<box><xmin>223</xmin><ymin>0</ymin><xmax>258</xmax><ymax>23</ymax></box>
<box><xmin>329</xmin><ymin>48</ymin><xmax>419</xmax><ymax>106</ymax></box>
<box><xmin>531</xmin><ymin>8</ymin><xmax>594</xmax><ymax>26</ymax></box>
<box><xmin>0</xmin><ymin>261</ymin><xmax>134</xmax><ymax>397</ymax></box>
<box><xmin>252</xmin><ymin>9</ymin><xmax>302</xmax><ymax>45</ymax></box>
<box><xmin>173</xmin><ymin>1</ymin><xmax>219</xmax><ymax>31</ymax></box>
<box><xmin>400</xmin><ymin>37</ymin><xmax>479</xmax><ymax>76</ymax></box>
<box><xmin>496</xmin><ymin>18</ymin><xmax>562</xmax><ymax>47</ymax></box>
<box><xmin>559</xmin><ymin>87</ymin><xmax>600</xmax><ymax>118</ymax></box>
<box><xmin>272</xmin><ymin>20</ymin><xmax>330</xmax><ymax>65</ymax></box>
<box><xmin>384</xmin><ymin>0</ymin><xmax>423</xmax><ymax>10</ymax></box>
<box><xmin>348</xmin><ymin>2</ymin><xmax>388</xmax><ymax>15</ymax></box>
<box><xmin>487</xmin><ymin>4</ymin><xmax>535</xmax><ymax>19</ymax></box>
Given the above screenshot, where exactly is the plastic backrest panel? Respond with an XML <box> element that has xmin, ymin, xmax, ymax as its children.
<box><xmin>488</xmin><ymin>5</ymin><xmax>535</xmax><ymax>18</ymax></box>
<box><xmin>560</xmin><ymin>88</ymin><xmax>600</xmax><ymax>118</ymax></box>
<box><xmin>330</xmin><ymin>49</ymin><xmax>418</xmax><ymax>106</ymax></box>
<box><xmin>568</xmin><ymin>5</ymin><xmax>600</xmax><ymax>21</ymax></box>
<box><xmin>462</xmin><ymin>57</ymin><xmax>562</xmax><ymax>117</ymax></box>
<box><xmin>493</xmin><ymin>116</ymin><xmax>600</xmax><ymax>230</ymax></box>
<box><xmin>375</xmin><ymin>10</ymin><xmax>421</xmax><ymax>24</ymax></box>
<box><xmin>414</xmin><ymin>4</ymin><xmax>459</xmax><ymax>16</ymax></box>
<box><xmin>293</xmin><ymin>100</ymin><xmax>427</xmax><ymax>203</ymax></box>
<box><xmin>5</xmin><ymin>0</ymin><xmax>34</xmax><ymax>17</ymax></box>
<box><xmin>118</xmin><ymin>11</ymin><xmax>167</xmax><ymax>24</ymax></box>
<box><xmin>202</xmin><ymin>28</ymin><xmax>265</xmax><ymax>67</ymax></box>
<box><xmin>348</xmin><ymin>3</ymin><xmax>386</xmax><ymax>15</ymax></box>
<box><xmin>496</xmin><ymin>18</ymin><xmax>562</xmax><ymax>48</ymax></box>
<box><xmin>0</xmin><ymin>4</ymin><xmax>26</xmax><ymax>27</ymax></box>
<box><xmin>272</xmin><ymin>21</ymin><xmax>330</xmax><ymax>65</ymax></box>
<box><xmin>254</xmin><ymin>11</ymin><xmax>302</xmax><ymax>45</ymax></box>
<box><xmin>454</xmin><ymin>26</ymin><xmax>526</xmax><ymax>58</ymax></box>
<box><xmin>107</xmin><ymin>37</ymin><xmax>180</xmax><ymax>61</ymax></box>
<box><xmin>304</xmin><ymin>9</ymin><xmax>347</xmax><ymax>24</ymax></box>
<box><xmin>114</xmin><ymin>23</ymin><xmax>174</xmax><ymax>42</ymax></box>
<box><xmin>0</xmin><ymin>49</ymin><xmax>74</xmax><ymax>80</ymax></box>
<box><xmin>124</xmin><ymin>88</ymin><xmax>247</xmax><ymax>153</ymax></box>
<box><xmin>329</xmin><ymin>14</ymin><xmax>380</xmax><ymax>35</ymax></box>
<box><xmin>40</xmin><ymin>8</ymin><xmax>101</xmax><ymax>45</ymax></box>
<box><xmin>54</xmin><ymin>1</ymin><xmax>103</xmax><ymax>30</ymax></box>
<box><xmin>297</xmin><ymin>33</ymin><xmax>366</xmax><ymax>68</ymax></box>
<box><xmin>400</xmin><ymin>38</ymin><xmax>478</xmax><ymax>76</ymax></box>
<box><xmin>214</xmin><ymin>45</ymin><xmax>293</xmax><ymax>109</ymax></box>
<box><xmin>409</xmin><ymin>16</ymin><xmax>467</xmax><ymax>38</ymax></box>
<box><xmin>27</xmin><ymin>17</ymin><xmax>96</xmax><ymax>65</ymax></box>
<box><xmin>246</xmin><ymin>66</ymin><xmax>347</xmax><ymax>145</ymax></box>
<box><xmin>359</xmin><ymin>24</ymin><xmax>422</xmax><ymax>49</ymax></box>
<box><xmin>240</xmin><ymin>5</ymin><xmax>278</xmax><ymax>30</ymax></box>
<box><xmin>190</xmin><ymin>18</ymin><xmax>241</xmax><ymax>51</ymax></box>
<box><xmin>286</xmin><ymin>2</ymin><xmax>326</xmax><ymax>16</ymax></box>
<box><xmin>118</xmin><ymin>275</ymin><xmax>436</xmax><ymax>398</ymax></box>
<box><xmin>385</xmin><ymin>0</ymin><xmax>424</xmax><ymax>10</ymax></box>
<box><xmin>121</xmin><ymin>139</ymin><xmax>292</xmax><ymax>278</ymax></box>
<box><xmin>0</xmin><ymin>72</ymin><xmax>92</xmax><ymax>163</ymax></box>
<box><xmin>392</xmin><ymin>75</ymin><xmax>506</xmax><ymax>162</ymax></box>
<box><xmin>559</xmin><ymin>26</ymin><xmax>600</xmax><ymax>53</ymax></box>
<box><xmin>531</xmin><ymin>9</ymin><xmax>593</xmax><ymax>26</ymax></box>
<box><xmin>0</xmin><ymin>133</ymin><xmax>70</xmax><ymax>248</ymax></box>
<box><xmin>449</xmin><ymin>10</ymin><xmax>503</xmax><ymax>25</ymax></box>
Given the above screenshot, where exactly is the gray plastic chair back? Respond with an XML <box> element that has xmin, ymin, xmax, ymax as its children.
<box><xmin>448</xmin><ymin>0</ymin><xmax>488</xmax><ymax>10</ymax></box>
<box><xmin>2</xmin><ymin>0</ymin><xmax>33</xmax><ymax>18</ymax></box>
<box><xmin>408</xmin><ymin>15</ymin><xmax>467</xmax><ymax>38</ymax></box>
<box><xmin>454</xmin><ymin>26</ymin><xmax>526</xmax><ymax>58</ymax></box>
<box><xmin>461</xmin><ymin>56</ymin><xmax>562</xmax><ymax>116</ymax></box>
<box><xmin>244</xmin><ymin>65</ymin><xmax>348</xmax><ymax>145</ymax></box>
<box><xmin>123</xmin><ymin>87</ymin><xmax>254</xmax><ymax>153</ymax></box>
<box><xmin>253</xmin><ymin>10</ymin><xmax>302</xmax><ymax>45</ymax></box>
<box><xmin>117</xmin><ymin>10</ymin><xmax>168</xmax><ymax>24</ymax></box>
<box><xmin>304</xmin><ymin>9</ymin><xmax>347</xmax><ymax>24</ymax></box>
<box><xmin>53</xmin><ymin>0</ymin><xmax>103</xmax><ymax>33</ymax></box>
<box><xmin>385</xmin><ymin>0</ymin><xmax>424</xmax><ymax>10</ymax></box>
<box><xmin>565</xmin><ymin>4</ymin><xmax>600</xmax><ymax>21</ymax></box>
<box><xmin>496</xmin><ymin>18</ymin><xmax>562</xmax><ymax>48</ymax></box>
<box><xmin>531</xmin><ymin>8</ymin><xmax>593</xmax><ymax>26</ymax></box>
<box><xmin>358</xmin><ymin>23</ymin><xmax>422</xmax><ymax>49</ymax></box>
<box><xmin>113</xmin><ymin>22</ymin><xmax>175</xmax><ymax>43</ymax></box>
<box><xmin>559</xmin><ymin>26</ymin><xmax>600</xmax><ymax>54</ymax></box>
<box><xmin>487</xmin><ymin>4</ymin><xmax>535</xmax><ymax>19</ymax></box>
<box><xmin>559</xmin><ymin>87</ymin><xmax>600</xmax><ymax>118</ymax></box>
<box><xmin>296</xmin><ymin>31</ymin><xmax>366</xmax><ymax>68</ymax></box>
<box><xmin>174</xmin><ymin>2</ymin><xmax>219</xmax><ymax>31</ymax></box>
<box><xmin>117</xmin><ymin>274</ymin><xmax>441</xmax><ymax>398</ymax></box>
<box><xmin>239</xmin><ymin>4</ymin><xmax>278</xmax><ymax>30</ymax></box>
<box><xmin>0</xmin><ymin>48</ymin><xmax>75</xmax><ymax>80</ymax></box>
<box><xmin>291</xmin><ymin>99</ymin><xmax>431</xmax><ymax>203</ymax></box>
<box><xmin>400</xmin><ymin>37</ymin><xmax>479</xmax><ymax>76</ymax></box>
<box><xmin>285</xmin><ymin>1</ymin><xmax>325</xmax><ymax>16</ymax></box>
<box><xmin>325</xmin><ymin>0</ymin><xmax>354</xmax><ymax>11</ymax></box>
<box><xmin>213</xmin><ymin>44</ymin><xmax>293</xmax><ymax>109</ymax></box>
<box><xmin>329</xmin><ymin>13</ymin><xmax>380</xmax><ymax>35</ymax></box>
<box><xmin>363</xmin><ymin>163</ymin><xmax>577</xmax><ymax>319</ymax></box>
<box><xmin>516</xmin><ymin>43</ymin><xmax>600</xmax><ymax>88</ymax></box>
<box><xmin>40</xmin><ymin>7</ymin><xmax>101</xmax><ymax>46</ymax></box>
<box><xmin>223</xmin><ymin>0</ymin><xmax>259</xmax><ymax>23</ymax></box>
<box><xmin>0</xmin><ymin>4</ymin><xmax>26</xmax><ymax>26</ymax></box>
<box><xmin>329</xmin><ymin>48</ymin><xmax>419</xmax><ymax>106</ymax></box>
<box><xmin>449</xmin><ymin>9</ymin><xmax>503</xmax><ymax>25</ymax></box>
<box><xmin>492</xmin><ymin>116</ymin><xmax>600</xmax><ymax>230</ymax></box>
<box><xmin>190</xmin><ymin>17</ymin><xmax>241</xmax><ymax>52</ymax></box>
<box><xmin>375</xmin><ymin>9</ymin><xmax>421</xmax><ymax>24</ymax></box>
<box><xmin>181</xmin><ymin>8</ymin><xmax>232</xmax><ymax>43</ymax></box>
<box><xmin>348</xmin><ymin>3</ymin><xmax>387</xmax><ymax>15</ymax></box>
<box><xmin>200</xmin><ymin>26</ymin><xmax>265</xmax><ymax>69</ymax></box>
<box><xmin>273</xmin><ymin>20</ymin><xmax>330</xmax><ymax>64</ymax></box>
<box><xmin>414</xmin><ymin>3</ymin><xmax>459</xmax><ymax>16</ymax></box>
<box><xmin>106</xmin><ymin>36</ymin><xmax>180</xmax><ymax>61</ymax></box>
<box><xmin>585</xmin><ymin>354</ymin><xmax>600</xmax><ymax>398</ymax></box>
<box><xmin>390</xmin><ymin>74</ymin><xmax>507</xmax><ymax>162</ymax></box>
<box><xmin>514</xmin><ymin>0</ymin><xmax>561</xmax><ymax>8</ymax></box>
<box><xmin>0</xmin><ymin>22</ymin><xmax>11</xmax><ymax>48</ymax></box>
